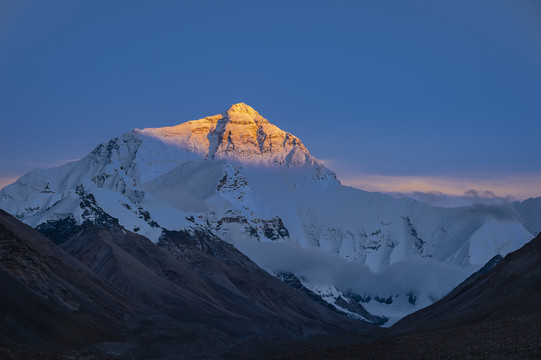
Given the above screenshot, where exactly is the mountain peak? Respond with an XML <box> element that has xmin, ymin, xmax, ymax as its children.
<box><xmin>226</xmin><ymin>103</ymin><xmax>260</xmax><ymax>116</ymax></box>
<box><xmin>223</xmin><ymin>102</ymin><xmax>269</xmax><ymax>126</ymax></box>
<box><xmin>135</xmin><ymin>103</ymin><xmax>311</xmax><ymax>167</ymax></box>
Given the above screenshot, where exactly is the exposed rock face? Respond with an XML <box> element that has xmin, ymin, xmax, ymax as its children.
<box><xmin>60</xmin><ymin>223</ymin><xmax>364</xmax><ymax>339</ymax></box>
<box><xmin>277</xmin><ymin>272</ymin><xmax>387</xmax><ymax>325</ymax></box>
<box><xmin>0</xmin><ymin>209</ymin><xmax>370</xmax><ymax>358</ymax></box>
<box><xmin>0</xmin><ymin>103</ymin><xmax>533</xmax><ymax>323</ymax></box>
<box><xmin>0</xmin><ymin>209</ymin><xmax>135</xmax><ymax>351</ymax></box>
<box><xmin>137</xmin><ymin>102</ymin><xmax>311</xmax><ymax>166</ymax></box>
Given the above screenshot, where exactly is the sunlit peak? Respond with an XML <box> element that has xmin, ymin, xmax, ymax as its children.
<box><xmin>226</xmin><ymin>103</ymin><xmax>260</xmax><ymax>116</ymax></box>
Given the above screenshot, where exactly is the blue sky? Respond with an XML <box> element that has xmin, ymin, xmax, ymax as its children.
<box><xmin>1</xmin><ymin>0</ymin><xmax>540</xmax><ymax>198</ymax></box>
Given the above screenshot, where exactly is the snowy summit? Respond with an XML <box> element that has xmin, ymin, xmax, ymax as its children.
<box><xmin>0</xmin><ymin>103</ymin><xmax>533</xmax><ymax>325</ymax></box>
<box><xmin>137</xmin><ymin>103</ymin><xmax>312</xmax><ymax>167</ymax></box>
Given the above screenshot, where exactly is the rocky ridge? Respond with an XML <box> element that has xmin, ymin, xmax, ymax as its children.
<box><xmin>0</xmin><ymin>103</ymin><xmax>533</xmax><ymax>323</ymax></box>
<box><xmin>0</xmin><ymin>209</ymin><xmax>367</xmax><ymax>358</ymax></box>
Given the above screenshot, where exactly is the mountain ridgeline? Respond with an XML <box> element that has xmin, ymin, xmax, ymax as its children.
<box><xmin>272</xmin><ymin>232</ymin><xmax>541</xmax><ymax>360</ymax></box>
<box><xmin>0</xmin><ymin>103</ymin><xmax>534</xmax><ymax>323</ymax></box>
<box><xmin>0</xmin><ymin>209</ymin><xmax>368</xmax><ymax>358</ymax></box>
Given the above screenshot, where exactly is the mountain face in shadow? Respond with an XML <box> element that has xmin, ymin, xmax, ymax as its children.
<box><xmin>1</xmin><ymin>103</ymin><xmax>532</xmax><ymax>323</ymax></box>
<box><xmin>393</xmin><ymin>232</ymin><xmax>541</xmax><ymax>332</ymax></box>
<box><xmin>268</xmin><ymin>234</ymin><xmax>541</xmax><ymax>360</ymax></box>
<box><xmin>0</xmin><ymin>209</ymin><xmax>369</xmax><ymax>358</ymax></box>
<box><xmin>0</xmin><ymin>209</ymin><xmax>136</xmax><ymax>351</ymax></box>
<box><xmin>513</xmin><ymin>196</ymin><xmax>541</xmax><ymax>237</ymax></box>
<box><xmin>60</xmin><ymin>222</ymin><xmax>365</xmax><ymax>339</ymax></box>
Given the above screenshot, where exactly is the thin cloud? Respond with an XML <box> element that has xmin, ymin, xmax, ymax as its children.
<box><xmin>320</xmin><ymin>159</ymin><xmax>541</xmax><ymax>201</ymax></box>
<box><xmin>341</xmin><ymin>173</ymin><xmax>541</xmax><ymax>200</ymax></box>
<box><xmin>466</xmin><ymin>203</ymin><xmax>519</xmax><ymax>221</ymax></box>
<box><xmin>390</xmin><ymin>189</ymin><xmax>516</xmax><ymax>208</ymax></box>
<box><xmin>232</xmin><ymin>237</ymin><xmax>473</xmax><ymax>308</ymax></box>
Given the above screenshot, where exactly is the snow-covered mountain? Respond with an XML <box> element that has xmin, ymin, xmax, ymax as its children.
<box><xmin>513</xmin><ymin>197</ymin><xmax>541</xmax><ymax>237</ymax></box>
<box><xmin>0</xmin><ymin>103</ymin><xmax>533</xmax><ymax>324</ymax></box>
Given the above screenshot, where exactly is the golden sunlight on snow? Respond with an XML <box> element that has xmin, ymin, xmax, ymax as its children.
<box><xmin>136</xmin><ymin>103</ymin><xmax>310</xmax><ymax>166</ymax></box>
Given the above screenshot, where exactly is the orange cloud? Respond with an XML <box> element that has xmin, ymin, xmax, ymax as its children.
<box><xmin>338</xmin><ymin>172</ymin><xmax>541</xmax><ymax>200</ymax></box>
<box><xmin>319</xmin><ymin>160</ymin><xmax>541</xmax><ymax>200</ymax></box>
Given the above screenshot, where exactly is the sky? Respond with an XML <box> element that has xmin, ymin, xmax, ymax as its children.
<box><xmin>1</xmin><ymin>0</ymin><xmax>540</xmax><ymax>200</ymax></box>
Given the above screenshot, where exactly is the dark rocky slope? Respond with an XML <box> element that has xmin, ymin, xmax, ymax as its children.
<box><xmin>0</xmin><ymin>210</ymin><xmax>371</xmax><ymax>359</ymax></box>
<box><xmin>0</xmin><ymin>209</ymin><xmax>136</xmax><ymax>351</ymax></box>
<box><xmin>269</xmin><ymin>233</ymin><xmax>541</xmax><ymax>360</ymax></box>
<box><xmin>60</xmin><ymin>223</ymin><xmax>366</xmax><ymax>341</ymax></box>
<box><xmin>393</xmin><ymin>231</ymin><xmax>541</xmax><ymax>332</ymax></box>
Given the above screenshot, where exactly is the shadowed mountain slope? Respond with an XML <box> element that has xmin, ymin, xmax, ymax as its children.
<box><xmin>393</xmin><ymin>232</ymin><xmax>541</xmax><ymax>332</ymax></box>
<box><xmin>0</xmin><ymin>209</ymin><xmax>371</xmax><ymax>359</ymax></box>
<box><xmin>0</xmin><ymin>104</ymin><xmax>532</xmax><ymax>322</ymax></box>
<box><xmin>0</xmin><ymin>209</ymin><xmax>136</xmax><ymax>351</ymax></box>
<box><xmin>514</xmin><ymin>196</ymin><xmax>541</xmax><ymax>237</ymax></box>
<box><xmin>59</xmin><ymin>223</ymin><xmax>366</xmax><ymax>340</ymax></box>
<box><xmin>267</xmin><ymin>234</ymin><xmax>541</xmax><ymax>360</ymax></box>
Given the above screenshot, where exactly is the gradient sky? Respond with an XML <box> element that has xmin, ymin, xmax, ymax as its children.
<box><xmin>1</xmin><ymin>0</ymin><xmax>540</xmax><ymax>199</ymax></box>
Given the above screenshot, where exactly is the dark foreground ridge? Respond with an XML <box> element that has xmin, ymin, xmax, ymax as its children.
<box><xmin>393</xmin><ymin>232</ymin><xmax>541</xmax><ymax>332</ymax></box>
<box><xmin>0</xmin><ymin>210</ymin><xmax>372</xmax><ymax>359</ymax></box>
<box><xmin>268</xmin><ymin>233</ymin><xmax>541</xmax><ymax>360</ymax></box>
<box><xmin>1</xmin><ymin>207</ymin><xmax>539</xmax><ymax>359</ymax></box>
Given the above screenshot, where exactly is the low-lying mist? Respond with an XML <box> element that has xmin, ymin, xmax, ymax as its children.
<box><xmin>232</xmin><ymin>237</ymin><xmax>478</xmax><ymax>307</ymax></box>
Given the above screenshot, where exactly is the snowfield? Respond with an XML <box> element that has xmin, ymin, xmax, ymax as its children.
<box><xmin>0</xmin><ymin>103</ymin><xmax>533</xmax><ymax>323</ymax></box>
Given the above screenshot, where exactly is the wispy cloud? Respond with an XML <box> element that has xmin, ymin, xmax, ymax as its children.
<box><xmin>389</xmin><ymin>190</ymin><xmax>514</xmax><ymax>208</ymax></box>
<box><xmin>342</xmin><ymin>172</ymin><xmax>541</xmax><ymax>201</ymax></box>
<box><xmin>320</xmin><ymin>159</ymin><xmax>541</xmax><ymax>201</ymax></box>
<box><xmin>232</xmin><ymin>237</ymin><xmax>474</xmax><ymax>310</ymax></box>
